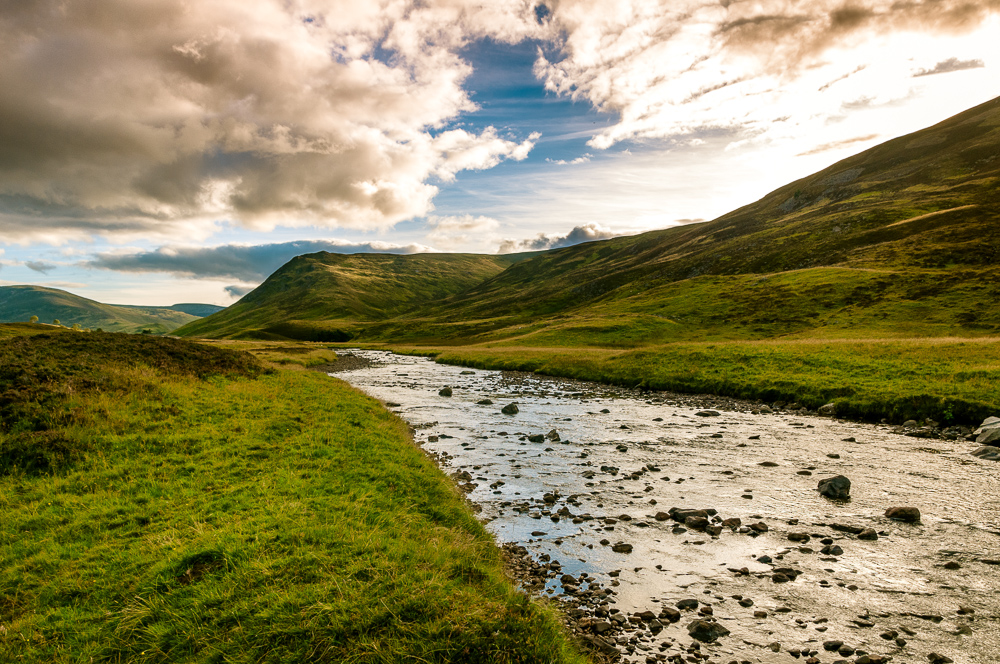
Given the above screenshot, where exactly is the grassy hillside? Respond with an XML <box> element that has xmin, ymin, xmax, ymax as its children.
<box><xmin>175</xmin><ymin>252</ymin><xmax>535</xmax><ymax>341</ymax></box>
<box><xmin>0</xmin><ymin>326</ymin><xmax>585</xmax><ymax>664</ymax></box>
<box><xmin>362</xmin><ymin>95</ymin><xmax>1000</xmax><ymax>345</ymax></box>
<box><xmin>0</xmin><ymin>285</ymin><xmax>199</xmax><ymax>334</ymax></box>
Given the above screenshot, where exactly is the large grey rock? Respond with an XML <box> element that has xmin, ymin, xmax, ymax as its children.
<box><xmin>977</xmin><ymin>428</ymin><xmax>1000</xmax><ymax>446</ymax></box>
<box><xmin>818</xmin><ymin>475</ymin><xmax>851</xmax><ymax>500</ymax></box>
<box><xmin>974</xmin><ymin>416</ymin><xmax>1000</xmax><ymax>435</ymax></box>
<box><xmin>818</xmin><ymin>402</ymin><xmax>837</xmax><ymax>416</ymax></box>
<box><xmin>501</xmin><ymin>403</ymin><xmax>519</xmax><ymax>415</ymax></box>
<box><xmin>972</xmin><ymin>445</ymin><xmax>1000</xmax><ymax>461</ymax></box>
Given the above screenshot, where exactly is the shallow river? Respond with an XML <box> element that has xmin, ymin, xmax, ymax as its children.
<box><xmin>335</xmin><ymin>350</ymin><xmax>1000</xmax><ymax>664</ymax></box>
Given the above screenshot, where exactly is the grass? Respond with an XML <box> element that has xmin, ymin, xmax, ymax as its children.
<box><xmin>368</xmin><ymin>337</ymin><xmax>1000</xmax><ymax>426</ymax></box>
<box><xmin>0</xmin><ymin>327</ymin><xmax>586</xmax><ymax>664</ymax></box>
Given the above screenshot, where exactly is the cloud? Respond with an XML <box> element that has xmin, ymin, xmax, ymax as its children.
<box><xmin>532</xmin><ymin>1</ymin><xmax>1000</xmax><ymax>149</ymax></box>
<box><xmin>546</xmin><ymin>154</ymin><xmax>592</xmax><ymax>165</ymax></box>
<box><xmin>913</xmin><ymin>57</ymin><xmax>986</xmax><ymax>77</ymax></box>
<box><xmin>224</xmin><ymin>285</ymin><xmax>255</xmax><ymax>299</ymax></box>
<box><xmin>497</xmin><ymin>223</ymin><xmax>622</xmax><ymax>253</ymax></box>
<box><xmin>87</xmin><ymin>239</ymin><xmax>433</xmax><ymax>282</ymax></box>
<box><xmin>25</xmin><ymin>261</ymin><xmax>56</xmax><ymax>274</ymax></box>
<box><xmin>425</xmin><ymin>214</ymin><xmax>500</xmax><ymax>250</ymax></box>
<box><xmin>0</xmin><ymin>1</ymin><xmax>545</xmax><ymax>241</ymax></box>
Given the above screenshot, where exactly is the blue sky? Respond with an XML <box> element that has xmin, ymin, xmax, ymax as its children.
<box><xmin>1</xmin><ymin>1</ymin><xmax>998</xmax><ymax>305</ymax></box>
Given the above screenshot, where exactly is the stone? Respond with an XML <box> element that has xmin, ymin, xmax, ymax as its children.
<box><xmin>788</xmin><ymin>532</ymin><xmax>811</xmax><ymax>542</ymax></box>
<box><xmin>817</xmin><ymin>475</ymin><xmax>851</xmax><ymax>500</ymax></box>
<box><xmin>476</xmin><ymin>399</ymin><xmax>493</xmax><ymax>405</ymax></box>
<box><xmin>659</xmin><ymin>606</ymin><xmax>681</xmax><ymax>622</ymax></box>
<box><xmin>676</xmin><ymin>599</ymin><xmax>699</xmax><ymax>610</ymax></box>
<box><xmin>705</xmin><ymin>525</ymin><xmax>723</xmax><ymax>536</ymax></box>
<box><xmin>684</xmin><ymin>516</ymin><xmax>710</xmax><ymax>531</ymax></box>
<box><xmin>654</xmin><ymin>511</ymin><xmax>672</xmax><ymax>521</ymax></box>
<box><xmin>974</xmin><ymin>415</ymin><xmax>1000</xmax><ymax>435</ymax></box>
<box><xmin>546</xmin><ymin>429</ymin><xmax>561</xmax><ymax>441</ymax></box>
<box><xmin>527</xmin><ymin>434</ymin><xmax>545</xmax><ymax>443</ymax></box>
<box><xmin>885</xmin><ymin>506</ymin><xmax>921</xmax><ymax>523</ymax></box>
<box><xmin>611</xmin><ymin>542</ymin><xmax>633</xmax><ymax>553</ymax></box>
<box><xmin>976</xmin><ymin>428</ymin><xmax>1000</xmax><ymax>446</ymax></box>
<box><xmin>695</xmin><ymin>410</ymin><xmax>720</xmax><ymax>417</ymax></box>
<box><xmin>721</xmin><ymin>517</ymin><xmax>742</xmax><ymax>530</ymax></box>
<box><xmin>754</xmin><ymin>610</ymin><xmax>768</xmax><ymax>618</ymax></box>
<box><xmin>858</xmin><ymin>528</ymin><xmax>879</xmax><ymax>540</ymax></box>
<box><xmin>501</xmin><ymin>403</ymin><xmax>519</xmax><ymax>415</ymax></box>
<box><xmin>686</xmin><ymin>619</ymin><xmax>730</xmax><ymax>642</ymax></box>
<box><xmin>972</xmin><ymin>445</ymin><xmax>1000</xmax><ymax>460</ymax></box>
<box><xmin>438</xmin><ymin>387</ymin><xmax>453</xmax><ymax>397</ymax></box>
<box><xmin>823</xmin><ymin>640</ymin><xmax>844</xmax><ymax>651</ymax></box>
<box><xmin>927</xmin><ymin>654</ymin><xmax>953</xmax><ymax>664</ymax></box>
<box><xmin>819</xmin><ymin>402</ymin><xmax>837</xmax><ymax>416</ymax></box>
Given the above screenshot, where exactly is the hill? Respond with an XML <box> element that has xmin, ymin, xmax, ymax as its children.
<box><xmin>365</xmin><ymin>95</ymin><xmax>1000</xmax><ymax>345</ymax></box>
<box><xmin>177</xmin><ymin>96</ymin><xmax>1000</xmax><ymax>347</ymax></box>
<box><xmin>165</xmin><ymin>303</ymin><xmax>225</xmax><ymax>317</ymax></box>
<box><xmin>0</xmin><ymin>285</ymin><xmax>200</xmax><ymax>334</ymax></box>
<box><xmin>175</xmin><ymin>252</ymin><xmax>536</xmax><ymax>340</ymax></box>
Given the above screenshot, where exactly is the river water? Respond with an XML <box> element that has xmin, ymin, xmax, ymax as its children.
<box><xmin>334</xmin><ymin>350</ymin><xmax>1000</xmax><ymax>664</ymax></box>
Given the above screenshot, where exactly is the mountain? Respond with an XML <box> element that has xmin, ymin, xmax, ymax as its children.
<box><xmin>167</xmin><ymin>303</ymin><xmax>226</xmax><ymax>317</ymax></box>
<box><xmin>0</xmin><ymin>285</ymin><xmax>200</xmax><ymax>334</ymax></box>
<box><xmin>178</xmin><ymin>95</ymin><xmax>1000</xmax><ymax>345</ymax></box>
<box><xmin>174</xmin><ymin>252</ymin><xmax>537</xmax><ymax>340</ymax></box>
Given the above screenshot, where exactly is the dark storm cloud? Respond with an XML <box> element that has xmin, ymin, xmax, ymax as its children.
<box><xmin>87</xmin><ymin>240</ymin><xmax>431</xmax><ymax>282</ymax></box>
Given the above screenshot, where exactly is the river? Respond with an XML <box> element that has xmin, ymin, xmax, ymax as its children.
<box><xmin>334</xmin><ymin>350</ymin><xmax>1000</xmax><ymax>664</ymax></box>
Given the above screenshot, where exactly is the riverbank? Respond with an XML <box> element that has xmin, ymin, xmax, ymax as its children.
<box><xmin>0</xmin><ymin>328</ymin><xmax>587</xmax><ymax>663</ymax></box>
<box><xmin>365</xmin><ymin>338</ymin><xmax>1000</xmax><ymax>428</ymax></box>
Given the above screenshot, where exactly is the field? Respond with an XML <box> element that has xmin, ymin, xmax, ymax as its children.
<box><xmin>0</xmin><ymin>327</ymin><xmax>585</xmax><ymax>664</ymax></box>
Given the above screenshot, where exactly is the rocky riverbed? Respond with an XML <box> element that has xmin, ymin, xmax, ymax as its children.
<box><xmin>334</xmin><ymin>350</ymin><xmax>1000</xmax><ymax>664</ymax></box>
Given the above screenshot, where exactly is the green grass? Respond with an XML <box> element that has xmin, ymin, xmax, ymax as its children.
<box><xmin>0</xmin><ymin>328</ymin><xmax>586</xmax><ymax>664</ymax></box>
<box><xmin>371</xmin><ymin>337</ymin><xmax>1000</xmax><ymax>426</ymax></box>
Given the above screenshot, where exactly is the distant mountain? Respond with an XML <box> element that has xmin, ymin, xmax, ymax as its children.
<box><xmin>174</xmin><ymin>252</ymin><xmax>538</xmax><ymax>340</ymax></box>
<box><xmin>0</xmin><ymin>285</ymin><xmax>199</xmax><ymax>334</ymax></box>
<box><xmin>178</xmin><ymin>95</ymin><xmax>1000</xmax><ymax>344</ymax></box>
<box><xmin>167</xmin><ymin>303</ymin><xmax>226</xmax><ymax>317</ymax></box>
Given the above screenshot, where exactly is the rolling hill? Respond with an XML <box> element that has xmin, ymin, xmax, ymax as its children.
<box><xmin>0</xmin><ymin>285</ymin><xmax>207</xmax><ymax>334</ymax></box>
<box><xmin>178</xmin><ymin>95</ymin><xmax>1000</xmax><ymax>346</ymax></box>
<box><xmin>174</xmin><ymin>252</ymin><xmax>537</xmax><ymax>340</ymax></box>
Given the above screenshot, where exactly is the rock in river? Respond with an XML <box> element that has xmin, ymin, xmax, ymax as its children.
<box><xmin>438</xmin><ymin>387</ymin><xmax>453</xmax><ymax>397</ymax></box>
<box><xmin>687</xmin><ymin>619</ymin><xmax>730</xmax><ymax>642</ymax></box>
<box><xmin>885</xmin><ymin>506</ymin><xmax>921</xmax><ymax>523</ymax></box>
<box><xmin>817</xmin><ymin>475</ymin><xmax>851</xmax><ymax>500</ymax></box>
<box><xmin>611</xmin><ymin>542</ymin><xmax>633</xmax><ymax>553</ymax></box>
<box><xmin>972</xmin><ymin>445</ymin><xmax>1000</xmax><ymax>461</ymax></box>
<box><xmin>501</xmin><ymin>403</ymin><xmax>519</xmax><ymax>415</ymax></box>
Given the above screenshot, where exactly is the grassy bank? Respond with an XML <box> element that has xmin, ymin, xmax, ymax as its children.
<box><xmin>374</xmin><ymin>337</ymin><xmax>1000</xmax><ymax>426</ymax></box>
<box><xmin>0</xmin><ymin>329</ymin><xmax>586</xmax><ymax>663</ymax></box>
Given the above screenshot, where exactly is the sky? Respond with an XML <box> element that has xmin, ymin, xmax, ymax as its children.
<box><xmin>1</xmin><ymin>0</ymin><xmax>998</xmax><ymax>305</ymax></box>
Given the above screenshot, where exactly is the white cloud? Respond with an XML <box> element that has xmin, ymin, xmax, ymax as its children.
<box><xmin>426</xmin><ymin>214</ymin><xmax>501</xmax><ymax>250</ymax></box>
<box><xmin>534</xmin><ymin>1</ymin><xmax>1000</xmax><ymax>150</ymax></box>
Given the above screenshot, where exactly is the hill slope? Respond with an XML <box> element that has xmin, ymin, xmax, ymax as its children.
<box><xmin>0</xmin><ymin>285</ymin><xmax>199</xmax><ymax>333</ymax></box>
<box><xmin>366</xmin><ymin>95</ymin><xmax>1000</xmax><ymax>344</ymax></box>
<box><xmin>175</xmin><ymin>252</ymin><xmax>535</xmax><ymax>340</ymax></box>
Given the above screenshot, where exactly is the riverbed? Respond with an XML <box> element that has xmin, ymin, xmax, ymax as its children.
<box><xmin>334</xmin><ymin>350</ymin><xmax>1000</xmax><ymax>664</ymax></box>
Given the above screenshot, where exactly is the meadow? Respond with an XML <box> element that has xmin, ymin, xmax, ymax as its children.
<box><xmin>0</xmin><ymin>327</ymin><xmax>585</xmax><ymax>664</ymax></box>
